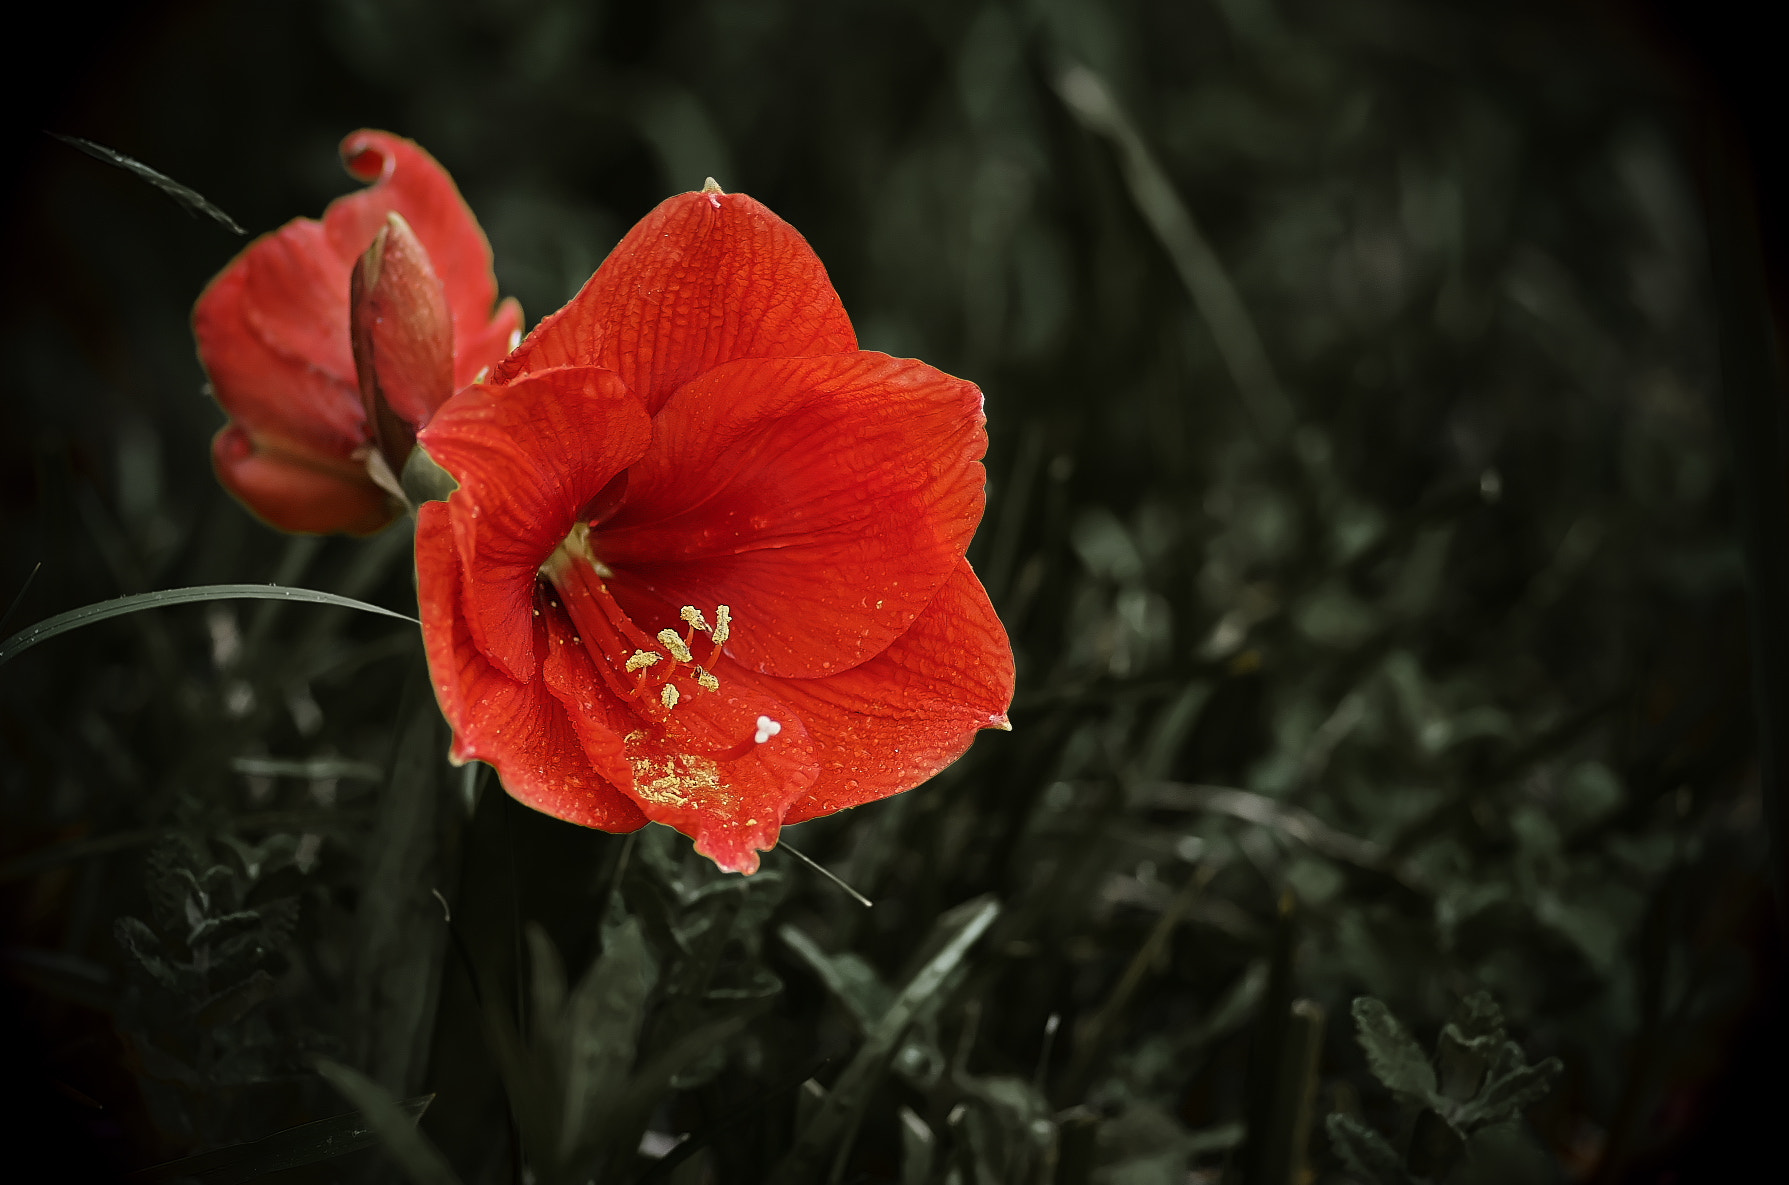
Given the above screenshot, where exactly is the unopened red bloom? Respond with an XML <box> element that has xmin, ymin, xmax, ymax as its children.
<box><xmin>193</xmin><ymin>130</ymin><xmax>521</xmax><ymax>535</ymax></box>
<box><xmin>415</xmin><ymin>186</ymin><xmax>1014</xmax><ymax>872</ymax></box>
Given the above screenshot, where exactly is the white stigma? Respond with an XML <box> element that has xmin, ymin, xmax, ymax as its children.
<box><xmin>753</xmin><ymin>715</ymin><xmax>782</xmax><ymax>745</ymax></box>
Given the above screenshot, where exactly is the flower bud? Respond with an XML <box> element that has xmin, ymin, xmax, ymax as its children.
<box><xmin>350</xmin><ymin>211</ymin><xmax>455</xmax><ymax>477</ymax></box>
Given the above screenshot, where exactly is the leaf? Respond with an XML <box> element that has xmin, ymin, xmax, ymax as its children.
<box><xmin>579</xmin><ymin>1004</ymin><xmax>770</xmax><ymax>1182</ymax></box>
<box><xmin>114</xmin><ymin>917</ymin><xmax>177</xmax><ymax>989</ymax></box>
<box><xmin>527</xmin><ymin>923</ymin><xmax>570</xmax><ymax>1051</ymax></box>
<box><xmin>196</xmin><ymin>970</ymin><xmax>277</xmax><ymax>1027</ymax></box>
<box><xmin>0</xmin><ymin>584</ymin><xmax>417</xmax><ymax>668</ymax></box>
<box><xmin>779</xmin><ymin>924</ymin><xmax>896</xmax><ymax>1029</ymax></box>
<box><xmin>1351</xmin><ymin>997</ymin><xmax>1437</xmax><ymax>1101</ymax></box>
<box><xmin>51</xmin><ymin>133</ymin><xmax>247</xmax><ymax>234</ymax></box>
<box><xmin>315</xmin><ymin>1059</ymin><xmax>463</xmax><ymax>1185</ymax></box>
<box><xmin>1436</xmin><ymin>992</ymin><xmax>1505</xmax><ymax>1102</ymax></box>
<box><xmin>1325</xmin><ymin>1113</ymin><xmax>1415</xmax><ymax>1185</ymax></box>
<box><xmin>1454</xmin><ymin>1054</ymin><xmax>1563</xmax><ymax>1131</ymax></box>
<box><xmin>898</xmin><ymin>1106</ymin><xmax>935</xmax><ymax>1185</ymax></box>
<box><xmin>766</xmin><ymin>896</ymin><xmax>1001</xmax><ymax>1185</ymax></box>
<box><xmin>130</xmin><ymin>1094</ymin><xmax>435</xmax><ymax>1184</ymax></box>
<box><xmin>558</xmin><ymin>916</ymin><xmax>656</xmax><ymax>1163</ymax></box>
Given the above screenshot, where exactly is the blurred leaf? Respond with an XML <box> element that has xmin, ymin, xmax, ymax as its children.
<box><xmin>768</xmin><ymin>896</ymin><xmax>1001</xmax><ymax>1185</ymax></box>
<box><xmin>1326</xmin><ymin>1112</ymin><xmax>1416</xmax><ymax>1185</ymax></box>
<box><xmin>558</xmin><ymin>915</ymin><xmax>655</xmax><ymax>1162</ymax></box>
<box><xmin>1352</xmin><ymin>997</ymin><xmax>1437</xmax><ymax>1102</ymax></box>
<box><xmin>316</xmin><ymin>1059</ymin><xmax>460</xmax><ymax>1185</ymax></box>
<box><xmin>131</xmin><ymin>1093</ymin><xmax>435</xmax><ymax>1184</ymax></box>
<box><xmin>779</xmin><ymin>924</ymin><xmax>896</xmax><ymax>1029</ymax></box>
<box><xmin>1453</xmin><ymin>1050</ymin><xmax>1564</xmax><ymax>1131</ymax></box>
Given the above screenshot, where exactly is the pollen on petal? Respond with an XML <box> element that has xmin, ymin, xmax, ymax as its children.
<box><xmin>661</xmin><ymin>683</ymin><xmax>681</xmax><ymax>710</ymax></box>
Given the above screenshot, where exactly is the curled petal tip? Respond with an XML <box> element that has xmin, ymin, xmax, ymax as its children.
<box><xmin>990</xmin><ymin>714</ymin><xmax>1013</xmax><ymax>732</ymax></box>
<box><xmin>340</xmin><ymin>131</ymin><xmax>398</xmax><ymax>183</ymax></box>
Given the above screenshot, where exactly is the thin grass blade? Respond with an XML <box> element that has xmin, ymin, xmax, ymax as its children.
<box><xmin>0</xmin><ymin>584</ymin><xmax>417</xmax><ymax>668</ymax></box>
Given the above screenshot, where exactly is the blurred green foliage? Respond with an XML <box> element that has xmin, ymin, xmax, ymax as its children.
<box><xmin>0</xmin><ymin>1</ymin><xmax>1772</xmax><ymax>1182</ymax></box>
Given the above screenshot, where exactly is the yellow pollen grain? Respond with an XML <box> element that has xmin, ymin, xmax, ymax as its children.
<box><xmin>625</xmin><ymin>650</ymin><xmax>663</xmax><ymax>672</ymax></box>
<box><xmin>661</xmin><ymin>683</ymin><xmax>681</xmax><ymax>710</ymax></box>
<box><xmin>657</xmin><ymin>629</ymin><xmax>694</xmax><ymax>663</ymax></box>
<box><xmin>712</xmin><ymin>604</ymin><xmax>732</xmax><ymax>644</ymax></box>
<box><xmin>680</xmin><ymin>605</ymin><xmax>710</xmax><ymax>632</ymax></box>
<box><xmin>695</xmin><ymin>668</ymin><xmax>719</xmax><ymax>692</ymax></box>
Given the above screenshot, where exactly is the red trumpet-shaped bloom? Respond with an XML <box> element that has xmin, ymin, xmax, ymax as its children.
<box><xmin>415</xmin><ymin>186</ymin><xmax>1014</xmax><ymax>872</ymax></box>
<box><xmin>193</xmin><ymin>130</ymin><xmax>522</xmax><ymax>535</ymax></box>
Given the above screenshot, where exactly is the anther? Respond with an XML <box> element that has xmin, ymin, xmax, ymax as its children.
<box><xmin>712</xmin><ymin>605</ymin><xmax>732</xmax><ymax>645</ymax></box>
<box><xmin>661</xmin><ymin>684</ymin><xmax>681</xmax><ymax>710</ymax></box>
<box><xmin>625</xmin><ymin>651</ymin><xmax>663</xmax><ymax>673</ymax></box>
<box><xmin>695</xmin><ymin>668</ymin><xmax>720</xmax><ymax>692</ymax></box>
<box><xmin>680</xmin><ymin>605</ymin><xmax>711</xmax><ymax>633</ymax></box>
<box><xmin>657</xmin><ymin>629</ymin><xmax>694</xmax><ymax>664</ymax></box>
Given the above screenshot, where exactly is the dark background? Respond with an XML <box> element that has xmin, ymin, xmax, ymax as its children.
<box><xmin>4</xmin><ymin>2</ymin><xmax>1784</xmax><ymax>1182</ymax></box>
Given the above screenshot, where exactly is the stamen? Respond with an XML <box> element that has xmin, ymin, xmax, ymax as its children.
<box><xmin>694</xmin><ymin>668</ymin><xmax>720</xmax><ymax>693</ymax></box>
<box><xmin>624</xmin><ymin>650</ymin><xmax>663</xmax><ymax>673</ymax></box>
<box><xmin>680</xmin><ymin>605</ymin><xmax>711</xmax><ymax>632</ymax></box>
<box><xmin>712</xmin><ymin>605</ymin><xmax>732</xmax><ymax>645</ymax></box>
<box><xmin>753</xmin><ymin>715</ymin><xmax>782</xmax><ymax>744</ymax></box>
<box><xmin>661</xmin><ymin>684</ymin><xmax>681</xmax><ymax>711</ymax></box>
<box><xmin>657</xmin><ymin>629</ymin><xmax>694</xmax><ymax>664</ymax></box>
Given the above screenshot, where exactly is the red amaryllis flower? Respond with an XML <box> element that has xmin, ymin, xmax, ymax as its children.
<box><xmin>193</xmin><ymin>130</ymin><xmax>521</xmax><ymax>535</ymax></box>
<box><xmin>415</xmin><ymin>185</ymin><xmax>1014</xmax><ymax>873</ymax></box>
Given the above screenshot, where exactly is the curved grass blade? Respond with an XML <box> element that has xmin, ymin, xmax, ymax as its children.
<box><xmin>0</xmin><ymin>584</ymin><xmax>418</xmax><ymax>668</ymax></box>
<box><xmin>52</xmin><ymin>133</ymin><xmax>247</xmax><ymax>234</ymax></box>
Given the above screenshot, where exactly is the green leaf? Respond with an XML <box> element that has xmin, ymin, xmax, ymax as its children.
<box><xmin>1325</xmin><ymin>1113</ymin><xmax>1415</xmax><ymax>1185</ymax></box>
<box><xmin>1454</xmin><ymin>1054</ymin><xmax>1563</xmax><ymax>1131</ymax></box>
<box><xmin>0</xmin><ymin>584</ymin><xmax>417</xmax><ymax>668</ymax></box>
<box><xmin>130</xmin><ymin>1094</ymin><xmax>435</xmax><ymax>1184</ymax></box>
<box><xmin>315</xmin><ymin>1059</ymin><xmax>462</xmax><ymax>1185</ymax></box>
<box><xmin>1351</xmin><ymin>997</ymin><xmax>1437</xmax><ymax>1101</ymax></box>
<box><xmin>1436</xmin><ymin>992</ymin><xmax>1505</xmax><ymax>1102</ymax></box>
<box><xmin>898</xmin><ymin>1106</ymin><xmax>935</xmax><ymax>1185</ymax></box>
<box><xmin>558</xmin><ymin>916</ymin><xmax>656</xmax><ymax>1163</ymax></box>
<box><xmin>779</xmin><ymin>924</ymin><xmax>896</xmax><ymax>1029</ymax></box>
<box><xmin>766</xmin><ymin>895</ymin><xmax>1001</xmax><ymax>1185</ymax></box>
<box><xmin>114</xmin><ymin>917</ymin><xmax>177</xmax><ymax>989</ymax></box>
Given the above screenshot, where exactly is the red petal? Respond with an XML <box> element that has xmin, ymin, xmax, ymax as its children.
<box><xmin>350</xmin><ymin>212</ymin><xmax>455</xmax><ymax>466</ymax></box>
<box><xmin>417</xmin><ymin>501</ymin><xmax>648</xmax><ymax>833</ymax></box>
<box><xmin>598</xmin><ymin>352</ymin><xmax>988</xmax><ymax>678</ymax></box>
<box><xmin>417</xmin><ymin>368</ymin><xmax>653</xmax><ymax>684</ymax></box>
<box><xmin>456</xmin><ymin>296</ymin><xmax>524</xmax><ymax>390</ymax></box>
<box><xmin>332</xmin><ymin>131</ymin><xmax>514</xmax><ymax>379</ymax></box>
<box><xmin>194</xmin><ymin>223</ymin><xmax>366</xmax><ymax>456</ymax></box>
<box><xmin>211</xmin><ymin>425</ymin><xmax>395</xmax><ymax>537</ymax></box>
<box><xmin>780</xmin><ymin>559</ymin><xmax>1014</xmax><ymax>824</ymax></box>
<box><xmin>493</xmin><ymin>190</ymin><xmax>857</xmax><ymax>413</ymax></box>
<box><xmin>542</xmin><ymin>552</ymin><xmax>820</xmax><ymax>875</ymax></box>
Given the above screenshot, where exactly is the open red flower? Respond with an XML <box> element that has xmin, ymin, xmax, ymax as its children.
<box><xmin>415</xmin><ymin>185</ymin><xmax>1014</xmax><ymax>872</ymax></box>
<box><xmin>193</xmin><ymin>130</ymin><xmax>522</xmax><ymax>535</ymax></box>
